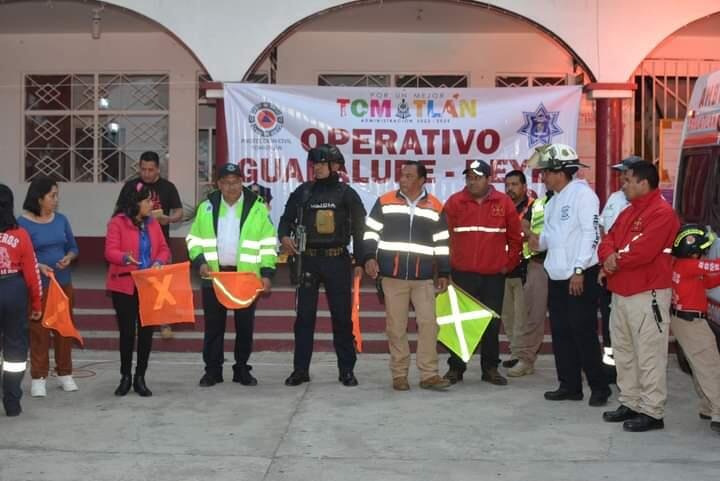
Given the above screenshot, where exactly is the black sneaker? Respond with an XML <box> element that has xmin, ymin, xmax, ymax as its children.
<box><xmin>711</xmin><ymin>421</ymin><xmax>720</xmax><ymax>434</ymax></box>
<box><xmin>285</xmin><ymin>370</ymin><xmax>310</xmax><ymax>386</ymax></box>
<box><xmin>339</xmin><ymin>371</ymin><xmax>359</xmax><ymax>387</ymax></box>
<box><xmin>233</xmin><ymin>366</ymin><xmax>258</xmax><ymax>386</ymax></box>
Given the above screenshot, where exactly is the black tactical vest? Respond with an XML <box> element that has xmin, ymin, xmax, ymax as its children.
<box><xmin>302</xmin><ymin>178</ymin><xmax>350</xmax><ymax>248</ymax></box>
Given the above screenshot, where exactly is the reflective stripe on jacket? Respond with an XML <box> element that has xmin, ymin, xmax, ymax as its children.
<box><xmin>186</xmin><ymin>189</ymin><xmax>277</xmax><ymax>278</ymax></box>
<box><xmin>363</xmin><ymin>190</ymin><xmax>450</xmax><ymax>280</ymax></box>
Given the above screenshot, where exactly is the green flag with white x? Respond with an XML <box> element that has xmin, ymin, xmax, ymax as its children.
<box><xmin>436</xmin><ymin>284</ymin><xmax>498</xmax><ymax>363</ymax></box>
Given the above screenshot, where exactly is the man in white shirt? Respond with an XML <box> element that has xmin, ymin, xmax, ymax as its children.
<box><xmin>528</xmin><ymin>143</ymin><xmax>610</xmax><ymax>407</ymax></box>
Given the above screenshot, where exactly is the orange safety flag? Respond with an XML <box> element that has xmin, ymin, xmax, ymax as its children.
<box><xmin>131</xmin><ymin>262</ymin><xmax>195</xmax><ymax>327</ymax></box>
<box><xmin>208</xmin><ymin>272</ymin><xmax>264</xmax><ymax>309</ymax></box>
<box><xmin>43</xmin><ymin>272</ymin><xmax>83</xmax><ymax>347</ymax></box>
<box><xmin>351</xmin><ymin>272</ymin><xmax>363</xmax><ymax>352</ymax></box>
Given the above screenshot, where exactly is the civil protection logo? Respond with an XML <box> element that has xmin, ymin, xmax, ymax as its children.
<box><xmin>248</xmin><ymin>102</ymin><xmax>284</xmax><ymax>137</ymax></box>
<box><xmin>517</xmin><ymin>103</ymin><xmax>563</xmax><ymax>147</ymax></box>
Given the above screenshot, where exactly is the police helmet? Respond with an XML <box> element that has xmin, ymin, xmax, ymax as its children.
<box><xmin>307</xmin><ymin>144</ymin><xmax>345</xmax><ymax>165</ymax></box>
<box><xmin>672</xmin><ymin>224</ymin><xmax>716</xmax><ymax>258</ymax></box>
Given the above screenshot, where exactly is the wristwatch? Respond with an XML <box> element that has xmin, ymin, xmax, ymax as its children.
<box><xmin>574</xmin><ymin>267</ymin><xmax>584</xmax><ymax>276</ymax></box>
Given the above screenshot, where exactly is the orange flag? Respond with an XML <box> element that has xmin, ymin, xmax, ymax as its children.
<box><xmin>208</xmin><ymin>272</ymin><xmax>264</xmax><ymax>309</ymax></box>
<box><xmin>43</xmin><ymin>273</ymin><xmax>83</xmax><ymax>347</ymax></box>
<box><xmin>352</xmin><ymin>272</ymin><xmax>363</xmax><ymax>352</ymax></box>
<box><xmin>131</xmin><ymin>262</ymin><xmax>195</xmax><ymax>327</ymax></box>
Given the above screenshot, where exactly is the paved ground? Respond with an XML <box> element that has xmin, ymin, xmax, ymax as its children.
<box><xmin>1</xmin><ymin>352</ymin><xmax>719</xmax><ymax>481</ymax></box>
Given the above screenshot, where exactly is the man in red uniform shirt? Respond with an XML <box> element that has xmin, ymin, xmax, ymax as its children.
<box><xmin>442</xmin><ymin>160</ymin><xmax>522</xmax><ymax>386</ymax></box>
<box><xmin>670</xmin><ymin>224</ymin><xmax>720</xmax><ymax>434</ymax></box>
<box><xmin>598</xmin><ymin>161</ymin><xmax>680</xmax><ymax>432</ymax></box>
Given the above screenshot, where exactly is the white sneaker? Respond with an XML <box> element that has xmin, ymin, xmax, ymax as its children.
<box><xmin>57</xmin><ymin>375</ymin><xmax>79</xmax><ymax>392</ymax></box>
<box><xmin>507</xmin><ymin>360</ymin><xmax>535</xmax><ymax>377</ymax></box>
<box><xmin>31</xmin><ymin>378</ymin><xmax>47</xmax><ymax>397</ymax></box>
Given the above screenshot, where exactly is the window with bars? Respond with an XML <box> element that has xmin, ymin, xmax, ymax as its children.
<box><xmin>317</xmin><ymin>73</ymin><xmax>469</xmax><ymax>88</ymax></box>
<box><xmin>495</xmin><ymin>75</ymin><xmax>568</xmax><ymax>88</ymax></box>
<box><xmin>24</xmin><ymin>73</ymin><xmax>169</xmax><ymax>183</ymax></box>
<box><xmin>317</xmin><ymin>74</ymin><xmax>390</xmax><ymax>87</ymax></box>
<box><xmin>395</xmin><ymin>74</ymin><xmax>468</xmax><ymax>88</ymax></box>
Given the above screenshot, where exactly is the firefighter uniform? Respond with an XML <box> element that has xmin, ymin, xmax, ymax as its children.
<box><xmin>599</xmin><ymin>170</ymin><xmax>680</xmax><ymax>431</ymax></box>
<box><xmin>443</xmin><ymin>161</ymin><xmax>522</xmax><ymax>384</ymax></box>
<box><xmin>0</xmin><ymin>185</ymin><xmax>43</xmax><ymax>417</ymax></box>
<box><xmin>670</xmin><ymin>225</ymin><xmax>720</xmax><ymax>434</ymax></box>
<box><xmin>278</xmin><ymin>145</ymin><xmax>366</xmax><ymax>386</ymax></box>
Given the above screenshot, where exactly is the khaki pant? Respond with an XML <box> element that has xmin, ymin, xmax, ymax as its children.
<box><xmin>671</xmin><ymin>314</ymin><xmax>720</xmax><ymax>421</ymax></box>
<box><xmin>501</xmin><ymin>277</ymin><xmax>525</xmax><ymax>358</ymax></box>
<box><xmin>382</xmin><ymin>277</ymin><xmax>439</xmax><ymax>381</ymax></box>
<box><xmin>30</xmin><ymin>283</ymin><xmax>74</xmax><ymax>379</ymax></box>
<box><xmin>513</xmin><ymin>260</ymin><xmax>548</xmax><ymax>364</ymax></box>
<box><xmin>611</xmin><ymin>289</ymin><xmax>671</xmax><ymax>419</ymax></box>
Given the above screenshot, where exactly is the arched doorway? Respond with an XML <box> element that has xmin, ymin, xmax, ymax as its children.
<box><xmin>632</xmin><ymin>12</ymin><xmax>720</xmax><ymax>197</ymax></box>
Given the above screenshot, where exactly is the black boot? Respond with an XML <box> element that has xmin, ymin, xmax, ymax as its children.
<box><xmin>338</xmin><ymin>371</ymin><xmax>359</xmax><ymax>387</ymax></box>
<box><xmin>133</xmin><ymin>375</ymin><xmax>153</xmax><ymax>397</ymax></box>
<box><xmin>233</xmin><ymin>365</ymin><xmax>258</xmax><ymax>386</ymax></box>
<box><xmin>114</xmin><ymin>375</ymin><xmax>132</xmax><ymax>396</ymax></box>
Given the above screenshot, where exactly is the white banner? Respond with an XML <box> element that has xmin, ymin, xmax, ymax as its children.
<box><xmin>224</xmin><ymin>84</ymin><xmax>582</xmax><ymax>223</ymax></box>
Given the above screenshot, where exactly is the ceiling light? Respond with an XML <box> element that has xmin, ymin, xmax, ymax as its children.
<box><xmin>91</xmin><ymin>6</ymin><xmax>103</xmax><ymax>40</ymax></box>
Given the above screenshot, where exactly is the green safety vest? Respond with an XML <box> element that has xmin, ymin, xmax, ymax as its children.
<box><xmin>186</xmin><ymin>191</ymin><xmax>277</xmax><ymax>275</ymax></box>
<box><xmin>523</xmin><ymin>195</ymin><xmax>549</xmax><ymax>259</ymax></box>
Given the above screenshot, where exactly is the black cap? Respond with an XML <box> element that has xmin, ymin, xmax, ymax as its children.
<box><xmin>611</xmin><ymin>155</ymin><xmax>644</xmax><ymax>172</ymax></box>
<box><xmin>217</xmin><ymin>162</ymin><xmax>241</xmax><ymax>179</ymax></box>
<box><xmin>308</xmin><ymin>144</ymin><xmax>345</xmax><ymax>165</ymax></box>
<box><xmin>462</xmin><ymin>159</ymin><xmax>491</xmax><ymax>177</ymax></box>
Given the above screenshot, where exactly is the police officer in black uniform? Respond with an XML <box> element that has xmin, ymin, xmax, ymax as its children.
<box><xmin>279</xmin><ymin>144</ymin><xmax>366</xmax><ymax>387</ymax></box>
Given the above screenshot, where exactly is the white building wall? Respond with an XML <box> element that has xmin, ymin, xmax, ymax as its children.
<box><xmin>0</xmin><ymin>32</ymin><xmax>202</xmax><ymax>237</ymax></box>
<box><xmin>106</xmin><ymin>0</ymin><xmax>720</xmax><ymax>83</ymax></box>
<box><xmin>276</xmin><ymin>31</ymin><xmax>573</xmax><ymax>86</ymax></box>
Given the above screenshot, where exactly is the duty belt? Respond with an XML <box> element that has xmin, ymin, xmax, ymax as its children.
<box><xmin>670</xmin><ymin>307</ymin><xmax>707</xmax><ymax>321</ymax></box>
<box><xmin>304</xmin><ymin>247</ymin><xmax>346</xmax><ymax>257</ymax></box>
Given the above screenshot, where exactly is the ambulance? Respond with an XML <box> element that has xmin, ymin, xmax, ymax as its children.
<box><xmin>674</xmin><ymin>69</ymin><xmax>720</xmax><ymax>354</ymax></box>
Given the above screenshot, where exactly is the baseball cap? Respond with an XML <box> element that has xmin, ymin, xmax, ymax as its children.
<box><xmin>217</xmin><ymin>162</ymin><xmax>241</xmax><ymax>179</ymax></box>
<box><xmin>462</xmin><ymin>159</ymin><xmax>492</xmax><ymax>177</ymax></box>
<box><xmin>611</xmin><ymin>155</ymin><xmax>644</xmax><ymax>171</ymax></box>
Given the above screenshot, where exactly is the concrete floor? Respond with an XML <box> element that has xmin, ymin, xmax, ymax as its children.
<box><xmin>1</xmin><ymin>352</ymin><xmax>719</xmax><ymax>481</ymax></box>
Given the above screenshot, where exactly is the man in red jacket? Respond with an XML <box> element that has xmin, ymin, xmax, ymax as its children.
<box><xmin>598</xmin><ymin>161</ymin><xmax>679</xmax><ymax>432</ymax></box>
<box><xmin>443</xmin><ymin>160</ymin><xmax>522</xmax><ymax>386</ymax></box>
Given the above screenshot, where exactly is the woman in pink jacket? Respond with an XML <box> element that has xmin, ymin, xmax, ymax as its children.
<box><xmin>105</xmin><ymin>182</ymin><xmax>170</xmax><ymax>397</ymax></box>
